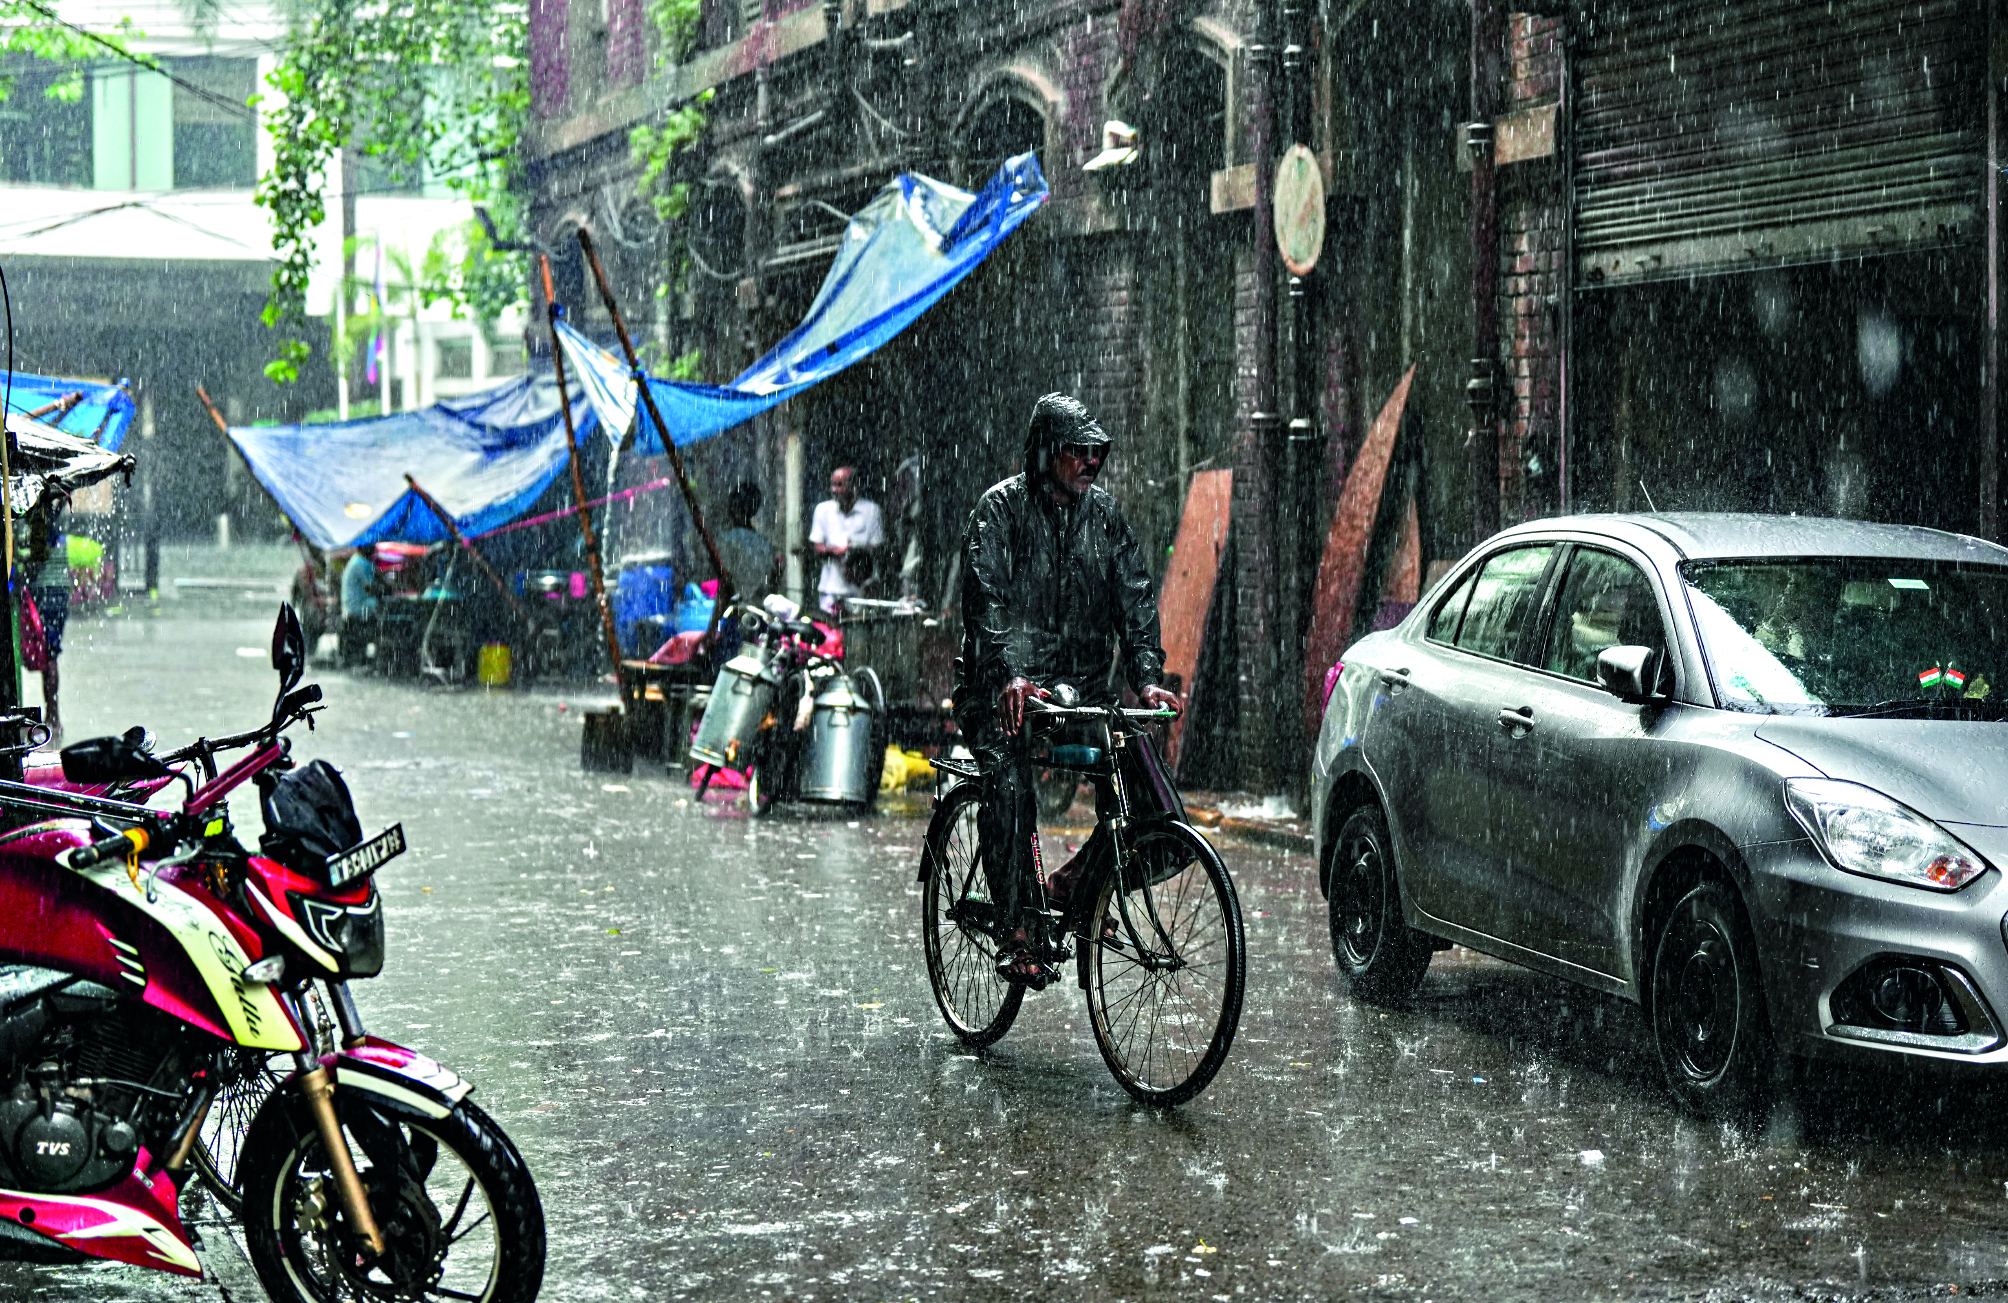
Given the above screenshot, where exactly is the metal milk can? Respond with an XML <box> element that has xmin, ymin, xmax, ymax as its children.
<box><xmin>688</xmin><ymin>642</ymin><xmax>777</xmax><ymax>769</ymax></box>
<box><xmin>795</xmin><ymin>672</ymin><xmax>881</xmax><ymax>803</ymax></box>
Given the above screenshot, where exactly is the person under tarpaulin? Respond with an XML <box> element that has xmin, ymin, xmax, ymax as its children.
<box><xmin>340</xmin><ymin>544</ymin><xmax>382</xmax><ymax>668</ymax></box>
<box><xmin>809</xmin><ymin>466</ymin><xmax>884</xmax><ymax>612</ymax></box>
<box><xmin>951</xmin><ymin>393</ymin><xmax>1180</xmax><ymax>987</ymax></box>
<box><xmin>715</xmin><ymin>480</ymin><xmax>780</xmax><ymax>606</ymax></box>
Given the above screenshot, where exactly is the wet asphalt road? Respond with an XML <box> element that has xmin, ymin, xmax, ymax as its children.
<box><xmin>5</xmin><ymin>582</ymin><xmax>2008</xmax><ymax>1299</ymax></box>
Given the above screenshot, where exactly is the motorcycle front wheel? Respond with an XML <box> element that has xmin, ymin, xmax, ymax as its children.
<box><xmin>239</xmin><ymin>1089</ymin><xmax>545</xmax><ymax>1303</ymax></box>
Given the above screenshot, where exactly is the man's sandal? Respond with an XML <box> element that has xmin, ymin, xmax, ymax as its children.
<box><xmin>996</xmin><ymin>951</ymin><xmax>1058</xmax><ymax>991</ymax></box>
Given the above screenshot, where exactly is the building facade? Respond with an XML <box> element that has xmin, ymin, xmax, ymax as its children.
<box><xmin>526</xmin><ymin>0</ymin><xmax>2002</xmax><ymax>793</ymax></box>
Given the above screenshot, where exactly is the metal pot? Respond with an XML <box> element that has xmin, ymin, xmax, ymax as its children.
<box><xmin>795</xmin><ymin>669</ymin><xmax>883</xmax><ymax>804</ymax></box>
<box><xmin>689</xmin><ymin>644</ymin><xmax>777</xmax><ymax>769</ymax></box>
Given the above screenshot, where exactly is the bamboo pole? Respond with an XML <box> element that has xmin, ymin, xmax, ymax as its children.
<box><xmin>574</xmin><ymin>229</ymin><xmax>736</xmax><ymax>644</ymax></box>
<box><xmin>403</xmin><ymin>474</ymin><xmax>536</xmax><ymax>626</ymax></box>
<box><xmin>538</xmin><ymin>255</ymin><xmax>632</xmax><ymax>710</ymax></box>
<box><xmin>194</xmin><ymin>385</ymin><xmax>229</xmax><ymax>436</ymax></box>
<box><xmin>23</xmin><ymin>391</ymin><xmax>82</xmax><ymax>423</ymax></box>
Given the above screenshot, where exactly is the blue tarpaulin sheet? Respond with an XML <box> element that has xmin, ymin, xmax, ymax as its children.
<box><xmin>1</xmin><ymin>372</ymin><xmax>135</xmax><ymax>451</ymax></box>
<box><xmin>595</xmin><ymin>153</ymin><xmax>1046</xmax><ymax>453</ymax></box>
<box><xmin>229</xmin><ymin>155</ymin><xmax>1047</xmax><ymax>549</ymax></box>
<box><xmin>227</xmin><ymin>375</ymin><xmax>598</xmax><ymax>550</ymax></box>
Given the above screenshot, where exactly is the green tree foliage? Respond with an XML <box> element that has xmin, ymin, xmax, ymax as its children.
<box><xmin>0</xmin><ymin>1</ymin><xmax>139</xmax><ymax>103</ymax></box>
<box><xmin>256</xmin><ymin>0</ymin><xmax>528</xmax><ymax>382</ymax></box>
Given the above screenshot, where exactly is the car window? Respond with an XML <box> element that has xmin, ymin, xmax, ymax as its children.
<box><xmin>1542</xmin><ymin>549</ymin><xmax>1668</xmax><ymax>682</ymax></box>
<box><xmin>1454</xmin><ymin>546</ymin><xmax>1554</xmax><ymax>662</ymax></box>
<box><xmin>1426</xmin><ymin>569</ymin><xmax>1476</xmax><ymax>643</ymax></box>
<box><xmin>1685</xmin><ymin>559</ymin><xmax>2008</xmax><ymax>714</ymax></box>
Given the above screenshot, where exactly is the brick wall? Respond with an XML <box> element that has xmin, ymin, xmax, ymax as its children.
<box><xmin>529</xmin><ymin>0</ymin><xmax>570</xmax><ymax>120</ymax></box>
<box><xmin>1496</xmin><ymin>12</ymin><xmax>1565</xmax><ymax>523</ymax></box>
<box><xmin>607</xmin><ymin>0</ymin><xmax>648</xmax><ymax>88</ymax></box>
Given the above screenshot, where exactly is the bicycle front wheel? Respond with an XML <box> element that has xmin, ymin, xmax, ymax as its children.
<box><xmin>193</xmin><ymin>1049</ymin><xmax>289</xmax><ymax>1215</ymax></box>
<box><xmin>1082</xmin><ymin>822</ymin><xmax>1245</xmax><ymax>1106</ymax></box>
<box><xmin>921</xmin><ymin>783</ymin><xmax>1023</xmax><ymax>1046</ymax></box>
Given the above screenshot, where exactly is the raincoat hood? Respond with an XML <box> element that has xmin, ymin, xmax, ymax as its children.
<box><xmin>1021</xmin><ymin>392</ymin><xmax>1108</xmax><ymax>482</ymax></box>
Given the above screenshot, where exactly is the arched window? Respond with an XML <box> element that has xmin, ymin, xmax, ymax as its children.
<box><xmin>962</xmin><ymin>95</ymin><xmax>1047</xmax><ymax>185</ymax></box>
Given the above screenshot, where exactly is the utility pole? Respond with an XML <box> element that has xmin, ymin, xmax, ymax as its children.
<box><xmin>334</xmin><ymin>146</ymin><xmax>350</xmax><ymax>422</ymax></box>
<box><xmin>1234</xmin><ymin>0</ymin><xmax>1284</xmax><ymax>795</ymax></box>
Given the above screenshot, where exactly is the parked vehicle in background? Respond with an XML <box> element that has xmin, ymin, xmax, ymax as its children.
<box><xmin>1312</xmin><ymin>513</ymin><xmax>2008</xmax><ymax>1116</ymax></box>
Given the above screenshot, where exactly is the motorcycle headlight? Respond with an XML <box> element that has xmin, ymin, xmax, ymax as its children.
<box><xmin>1784</xmin><ymin>778</ymin><xmax>1988</xmax><ymax>892</ymax></box>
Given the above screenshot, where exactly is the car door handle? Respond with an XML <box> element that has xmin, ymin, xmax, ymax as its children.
<box><xmin>1497</xmin><ymin>705</ymin><xmax>1535</xmax><ymax>734</ymax></box>
<box><xmin>1379</xmin><ymin>668</ymin><xmax>1412</xmax><ymax>690</ymax></box>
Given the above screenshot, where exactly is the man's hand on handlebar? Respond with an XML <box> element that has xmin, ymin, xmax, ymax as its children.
<box><xmin>1140</xmin><ymin>684</ymin><xmax>1182</xmax><ymax>716</ymax></box>
<box><xmin>999</xmin><ymin>676</ymin><xmax>1049</xmax><ymax>737</ymax></box>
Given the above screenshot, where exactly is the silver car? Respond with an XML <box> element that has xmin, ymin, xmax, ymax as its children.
<box><xmin>1311</xmin><ymin>513</ymin><xmax>2008</xmax><ymax>1115</ymax></box>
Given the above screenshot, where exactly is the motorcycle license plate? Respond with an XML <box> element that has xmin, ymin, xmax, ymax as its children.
<box><xmin>326</xmin><ymin>824</ymin><xmax>405</xmax><ymax>887</ymax></box>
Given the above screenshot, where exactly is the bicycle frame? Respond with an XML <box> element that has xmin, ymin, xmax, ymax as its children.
<box><xmin>926</xmin><ymin>704</ymin><xmax>1191</xmax><ymax>984</ymax></box>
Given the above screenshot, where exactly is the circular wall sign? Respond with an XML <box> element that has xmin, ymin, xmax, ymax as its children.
<box><xmin>1273</xmin><ymin>143</ymin><xmax>1326</xmax><ymax>276</ymax></box>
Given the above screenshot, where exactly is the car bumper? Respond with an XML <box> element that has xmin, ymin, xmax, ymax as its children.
<box><xmin>1748</xmin><ymin>830</ymin><xmax>2008</xmax><ymax>1064</ymax></box>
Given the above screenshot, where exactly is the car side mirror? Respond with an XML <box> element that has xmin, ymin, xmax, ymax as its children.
<box><xmin>271</xmin><ymin>603</ymin><xmax>306</xmax><ymax>698</ymax></box>
<box><xmin>61</xmin><ymin>735</ymin><xmax>171</xmax><ymax>784</ymax></box>
<box><xmin>1596</xmin><ymin>645</ymin><xmax>1669</xmax><ymax>702</ymax></box>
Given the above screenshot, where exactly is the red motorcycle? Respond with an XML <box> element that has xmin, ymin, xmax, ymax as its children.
<box><xmin>0</xmin><ymin>605</ymin><xmax>544</xmax><ymax>1301</ymax></box>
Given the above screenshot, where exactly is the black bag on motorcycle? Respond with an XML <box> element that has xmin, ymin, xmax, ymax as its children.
<box><xmin>258</xmin><ymin>759</ymin><xmax>363</xmax><ymax>874</ymax></box>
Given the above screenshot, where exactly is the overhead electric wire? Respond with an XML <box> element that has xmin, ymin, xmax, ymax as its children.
<box><xmin>9</xmin><ymin>0</ymin><xmax>258</xmax><ymax>123</ymax></box>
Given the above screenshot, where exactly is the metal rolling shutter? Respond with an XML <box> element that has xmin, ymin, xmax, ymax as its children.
<box><xmin>1574</xmin><ymin>0</ymin><xmax>1983</xmax><ymax>287</ymax></box>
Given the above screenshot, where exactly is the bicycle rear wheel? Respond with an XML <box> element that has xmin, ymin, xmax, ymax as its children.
<box><xmin>1082</xmin><ymin>821</ymin><xmax>1245</xmax><ymax>1106</ymax></box>
<box><xmin>921</xmin><ymin>783</ymin><xmax>1024</xmax><ymax>1046</ymax></box>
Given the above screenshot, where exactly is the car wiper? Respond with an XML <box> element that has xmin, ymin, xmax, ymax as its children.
<box><xmin>1833</xmin><ymin>697</ymin><xmax>2008</xmax><ymax>720</ymax></box>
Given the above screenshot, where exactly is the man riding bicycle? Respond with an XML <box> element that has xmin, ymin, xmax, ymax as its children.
<box><xmin>952</xmin><ymin>393</ymin><xmax>1180</xmax><ymax>987</ymax></box>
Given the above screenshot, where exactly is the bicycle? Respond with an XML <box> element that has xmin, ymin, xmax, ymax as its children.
<box><xmin>918</xmin><ymin>698</ymin><xmax>1246</xmax><ymax>1106</ymax></box>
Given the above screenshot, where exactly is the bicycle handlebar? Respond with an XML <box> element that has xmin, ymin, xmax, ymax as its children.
<box><xmin>1024</xmin><ymin>700</ymin><xmax>1177</xmax><ymax>722</ymax></box>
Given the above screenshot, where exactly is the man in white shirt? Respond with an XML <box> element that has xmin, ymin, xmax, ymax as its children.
<box><xmin>808</xmin><ymin>466</ymin><xmax>885</xmax><ymax>611</ymax></box>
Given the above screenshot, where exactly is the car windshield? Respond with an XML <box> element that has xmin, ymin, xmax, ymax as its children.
<box><xmin>1684</xmin><ymin>558</ymin><xmax>2008</xmax><ymax>717</ymax></box>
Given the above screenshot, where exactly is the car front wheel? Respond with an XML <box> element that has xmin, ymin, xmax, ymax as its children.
<box><xmin>1328</xmin><ymin>804</ymin><xmax>1433</xmax><ymax>1004</ymax></box>
<box><xmin>1649</xmin><ymin>879</ymin><xmax>1771</xmax><ymax>1119</ymax></box>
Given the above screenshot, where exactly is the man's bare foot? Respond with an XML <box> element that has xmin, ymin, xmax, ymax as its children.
<box><xmin>1044</xmin><ymin>853</ymin><xmax>1086</xmax><ymax>907</ymax></box>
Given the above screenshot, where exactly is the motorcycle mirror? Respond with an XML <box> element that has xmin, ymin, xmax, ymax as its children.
<box><xmin>271</xmin><ymin>603</ymin><xmax>307</xmax><ymax>698</ymax></box>
<box><xmin>60</xmin><ymin>735</ymin><xmax>171</xmax><ymax>784</ymax></box>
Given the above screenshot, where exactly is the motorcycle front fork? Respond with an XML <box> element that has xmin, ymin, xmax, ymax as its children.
<box><xmin>282</xmin><ymin>982</ymin><xmax>385</xmax><ymax>1256</ymax></box>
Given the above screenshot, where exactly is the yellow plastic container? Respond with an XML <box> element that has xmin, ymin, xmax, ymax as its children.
<box><xmin>477</xmin><ymin>643</ymin><xmax>512</xmax><ymax>687</ymax></box>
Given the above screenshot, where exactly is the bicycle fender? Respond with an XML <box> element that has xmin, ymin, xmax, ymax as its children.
<box><xmin>329</xmin><ymin>1037</ymin><xmax>474</xmax><ymax>1120</ymax></box>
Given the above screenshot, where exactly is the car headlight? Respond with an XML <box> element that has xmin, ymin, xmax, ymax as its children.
<box><xmin>1784</xmin><ymin>779</ymin><xmax>1988</xmax><ymax>892</ymax></box>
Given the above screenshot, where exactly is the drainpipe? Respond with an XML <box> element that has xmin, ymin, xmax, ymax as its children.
<box><xmin>1984</xmin><ymin>0</ymin><xmax>2001</xmax><ymax>541</ymax></box>
<box><xmin>1244</xmin><ymin>0</ymin><xmax>1283</xmax><ymax>793</ymax></box>
<box><xmin>1280</xmin><ymin>0</ymin><xmax>1314</xmax><ymax>721</ymax></box>
<box><xmin>1466</xmin><ymin>0</ymin><xmax>1505</xmax><ymax>541</ymax></box>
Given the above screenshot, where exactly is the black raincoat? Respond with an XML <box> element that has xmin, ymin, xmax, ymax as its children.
<box><xmin>951</xmin><ymin>473</ymin><xmax>1166</xmax><ymax>713</ymax></box>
